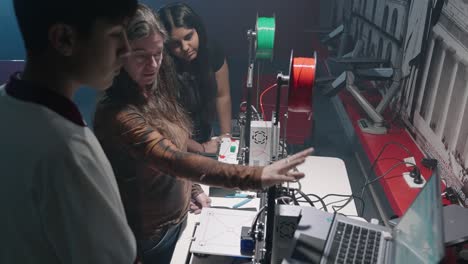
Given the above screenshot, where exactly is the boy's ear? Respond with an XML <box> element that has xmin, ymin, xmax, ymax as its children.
<box><xmin>48</xmin><ymin>23</ymin><xmax>76</xmax><ymax>56</ymax></box>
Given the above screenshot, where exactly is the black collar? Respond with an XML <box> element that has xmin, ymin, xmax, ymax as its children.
<box><xmin>5</xmin><ymin>73</ymin><xmax>86</xmax><ymax>127</ymax></box>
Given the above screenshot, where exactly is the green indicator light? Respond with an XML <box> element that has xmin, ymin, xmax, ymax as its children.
<box><xmin>230</xmin><ymin>146</ymin><xmax>236</xmax><ymax>153</ymax></box>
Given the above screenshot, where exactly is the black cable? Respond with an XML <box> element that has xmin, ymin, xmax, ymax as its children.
<box><xmin>269</xmin><ymin>147</ymin><xmax>417</xmax><ymax>219</ymax></box>
<box><xmin>332</xmin><ymin>198</ymin><xmax>353</xmax><ymax>213</ymax></box>
<box><xmin>358</xmin><ymin>142</ymin><xmax>413</xmax><ymax>199</ymax></box>
<box><xmin>358</xmin><ymin>161</ymin><xmax>418</xmax><ymax>199</ymax></box>
<box><xmin>249</xmin><ymin>206</ymin><xmax>266</xmax><ymax>239</ymax></box>
<box><xmin>297</xmin><ymin>191</ymin><xmax>316</xmax><ymax>207</ymax></box>
<box><xmin>322</xmin><ymin>197</ymin><xmax>350</xmax><ymax>209</ymax></box>
<box><xmin>277</xmin><ymin>186</ymin><xmax>300</xmax><ymax>205</ymax></box>
<box><xmin>281</xmin><ymin>187</ymin><xmax>321</xmax><ymax>209</ymax></box>
<box><xmin>322</xmin><ymin>193</ymin><xmax>365</xmax><ymax>216</ymax></box>
<box><xmin>329</xmin><ymin>198</ymin><xmax>353</xmax><ymax>213</ymax></box>
<box><xmin>294</xmin><ymin>193</ymin><xmax>365</xmax><ymax>216</ymax></box>
<box><xmin>297</xmin><ymin>189</ymin><xmax>328</xmax><ymax>212</ymax></box>
<box><xmin>368</xmin><ymin>142</ymin><xmax>413</xmax><ymax>174</ymax></box>
<box><xmin>291</xmin><ymin>190</ymin><xmax>300</xmax><ymax>206</ymax></box>
<box><xmin>320</xmin><ymin>194</ymin><xmax>366</xmax><ymax>216</ymax></box>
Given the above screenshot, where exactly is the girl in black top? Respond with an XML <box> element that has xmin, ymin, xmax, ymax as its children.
<box><xmin>158</xmin><ymin>2</ymin><xmax>232</xmax><ymax>154</ymax></box>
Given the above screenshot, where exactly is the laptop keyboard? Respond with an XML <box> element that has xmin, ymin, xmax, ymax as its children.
<box><xmin>329</xmin><ymin>221</ymin><xmax>382</xmax><ymax>264</ymax></box>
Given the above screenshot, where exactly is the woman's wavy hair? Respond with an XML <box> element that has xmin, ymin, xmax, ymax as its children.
<box><xmin>98</xmin><ymin>3</ymin><xmax>191</xmax><ymax>147</ymax></box>
<box><xmin>157</xmin><ymin>2</ymin><xmax>217</xmax><ymax>121</ymax></box>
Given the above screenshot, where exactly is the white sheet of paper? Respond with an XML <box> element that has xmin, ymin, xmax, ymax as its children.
<box><xmin>190</xmin><ymin>208</ymin><xmax>257</xmax><ymax>257</ymax></box>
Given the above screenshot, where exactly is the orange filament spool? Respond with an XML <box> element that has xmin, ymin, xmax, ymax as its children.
<box><xmin>288</xmin><ymin>56</ymin><xmax>316</xmax><ymax>113</ymax></box>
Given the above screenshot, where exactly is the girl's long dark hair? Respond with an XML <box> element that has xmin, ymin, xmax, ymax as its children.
<box><xmin>98</xmin><ymin>4</ymin><xmax>191</xmax><ymax>148</ymax></box>
<box><xmin>157</xmin><ymin>2</ymin><xmax>217</xmax><ymax>121</ymax></box>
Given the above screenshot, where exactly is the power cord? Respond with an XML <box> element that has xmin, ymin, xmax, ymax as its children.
<box><xmin>358</xmin><ymin>160</ymin><xmax>420</xmax><ymax>199</ymax></box>
<box><xmin>320</xmin><ymin>193</ymin><xmax>365</xmax><ymax>216</ymax></box>
<box><xmin>293</xmin><ymin>192</ymin><xmax>365</xmax><ymax>216</ymax></box>
<box><xmin>366</xmin><ymin>141</ymin><xmax>413</xmax><ymax>177</ymax></box>
<box><xmin>297</xmin><ymin>189</ymin><xmax>327</xmax><ymax>211</ymax></box>
<box><xmin>358</xmin><ymin>142</ymin><xmax>415</xmax><ymax>202</ymax></box>
<box><xmin>277</xmin><ymin>186</ymin><xmax>327</xmax><ymax>211</ymax></box>
<box><xmin>365</xmin><ymin>157</ymin><xmax>423</xmax><ymax>184</ymax></box>
<box><xmin>320</xmin><ymin>197</ymin><xmax>350</xmax><ymax>210</ymax></box>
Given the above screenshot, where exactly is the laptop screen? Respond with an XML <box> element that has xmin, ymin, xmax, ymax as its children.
<box><xmin>393</xmin><ymin>170</ymin><xmax>444</xmax><ymax>263</ymax></box>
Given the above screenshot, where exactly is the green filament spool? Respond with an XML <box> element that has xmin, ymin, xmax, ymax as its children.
<box><xmin>256</xmin><ymin>16</ymin><xmax>275</xmax><ymax>60</ymax></box>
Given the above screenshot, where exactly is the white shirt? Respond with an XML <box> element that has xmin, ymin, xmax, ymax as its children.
<box><xmin>0</xmin><ymin>82</ymin><xmax>136</xmax><ymax>264</ymax></box>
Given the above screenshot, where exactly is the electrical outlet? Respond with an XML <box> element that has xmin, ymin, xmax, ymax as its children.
<box><xmin>404</xmin><ymin>156</ymin><xmax>416</xmax><ymax>167</ymax></box>
<box><xmin>403</xmin><ymin>172</ymin><xmax>425</xmax><ymax>188</ymax></box>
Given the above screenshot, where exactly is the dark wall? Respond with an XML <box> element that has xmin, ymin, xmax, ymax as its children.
<box><xmin>144</xmin><ymin>0</ymin><xmax>321</xmax><ymax>116</ymax></box>
<box><xmin>319</xmin><ymin>0</ymin><xmax>334</xmax><ymax>29</ymax></box>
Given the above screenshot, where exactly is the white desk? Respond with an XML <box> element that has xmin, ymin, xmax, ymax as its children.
<box><xmin>295</xmin><ymin>156</ymin><xmax>357</xmax><ymax>216</ymax></box>
<box><xmin>171</xmin><ymin>156</ymin><xmax>357</xmax><ymax>264</ymax></box>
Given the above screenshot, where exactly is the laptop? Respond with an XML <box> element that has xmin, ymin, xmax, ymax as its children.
<box><xmin>320</xmin><ymin>169</ymin><xmax>444</xmax><ymax>264</ymax></box>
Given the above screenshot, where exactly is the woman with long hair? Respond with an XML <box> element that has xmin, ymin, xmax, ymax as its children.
<box><xmin>158</xmin><ymin>2</ymin><xmax>232</xmax><ymax>153</ymax></box>
<box><xmin>94</xmin><ymin>4</ymin><xmax>312</xmax><ymax>264</ymax></box>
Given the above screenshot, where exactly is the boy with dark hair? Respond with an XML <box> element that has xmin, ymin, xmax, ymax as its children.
<box><xmin>0</xmin><ymin>0</ymin><xmax>138</xmax><ymax>263</ymax></box>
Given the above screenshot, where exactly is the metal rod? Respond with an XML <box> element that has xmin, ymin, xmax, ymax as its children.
<box><xmin>264</xmin><ymin>185</ymin><xmax>277</xmax><ymax>264</ymax></box>
<box><xmin>354</xmin><ymin>151</ymin><xmax>390</xmax><ymax>227</ymax></box>
<box><xmin>274</xmin><ymin>77</ymin><xmax>282</xmax><ymax>126</ymax></box>
<box><xmin>256</xmin><ymin>61</ymin><xmax>261</xmax><ymax>110</ymax></box>
<box><xmin>244</xmin><ymin>29</ymin><xmax>256</xmax><ymax>165</ymax></box>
